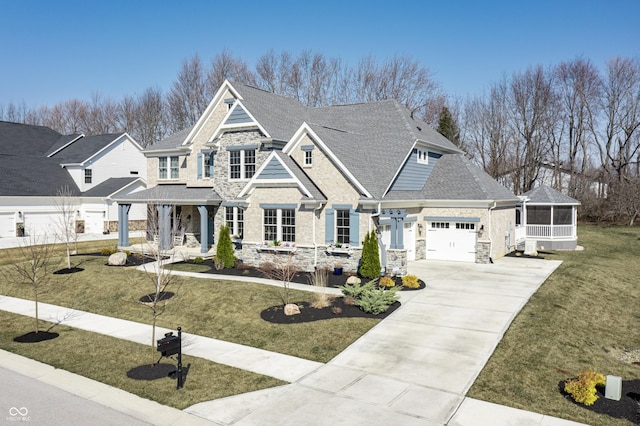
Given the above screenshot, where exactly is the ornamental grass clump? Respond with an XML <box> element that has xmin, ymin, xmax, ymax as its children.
<box><xmin>564</xmin><ymin>368</ymin><xmax>606</xmax><ymax>406</ymax></box>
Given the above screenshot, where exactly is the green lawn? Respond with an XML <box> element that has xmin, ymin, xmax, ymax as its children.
<box><xmin>0</xmin><ymin>239</ymin><xmax>379</xmax><ymax>409</ymax></box>
<box><xmin>469</xmin><ymin>225</ymin><xmax>640</xmax><ymax>426</ymax></box>
<box><xmin>0</xmin><ymin>242</ymin><xmax>379</xmax><ymax>363</ymax></box>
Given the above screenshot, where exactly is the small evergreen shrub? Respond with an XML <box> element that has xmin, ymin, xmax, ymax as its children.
<box><xmin>338</xmin><ymin>280</ymin><xmax>375</xmax><ymax>299</ymax></box>
<box><xmin>356</xmin><ymin>286</ymin><xmax>400</xmax><ymax>315</ymax></box>
<box><xmin>402</xmin><ymin>274</ymin><xmax>420</xmax><ymax>288</ymax></box>
<box><xmin>193</xmin><ymin>257</ymin><xmax>204</xmax><ymax>264</ymax></box>
<box><xmin>216</xmin><ymin>225</ymin><xmax>236</xmax><ymax>268</ymax></box>
<box><xmin>564</xmin><ymin>368</ymin><xmax>606</xmax><ymax>406</ymax></box>
<box><xmin>359</xmin><ymin>230</ymin><xmax>381</xmax><ymax>279</ymax></box>
<box><xmin>379</xmin><ymin>276</ymin><xmax>395</xmax><ymax>288</ymax></box>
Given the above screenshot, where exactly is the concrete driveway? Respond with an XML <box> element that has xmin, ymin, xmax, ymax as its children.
<box><xmin>187</xmin><ymin>256</ymin><xmax>564</xmax><ymax>425</ymax></box>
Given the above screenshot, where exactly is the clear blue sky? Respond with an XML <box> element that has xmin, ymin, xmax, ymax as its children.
<box><xmin>1</xmin><ymin>0</ymin><xmax>638</xmax><ymax>107</ymax></box>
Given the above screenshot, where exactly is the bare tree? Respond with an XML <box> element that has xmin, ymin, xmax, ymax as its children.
<box><xmin>167</xmin><ymin>53</ymin><xmax>210</xmax><ymax>132</ymax></box>
<box><xmin>54</xmin><ymin>185</ymin><xmax>79</xmax><ymax>271</ymax></box>
<box><xmin>137</xmin><ymin>203</ymin><xmax>182</xmax><ymax>366</ymax></box>
<box><xmin>554</xmin><ymin>57</ymin><xmax>601</xmax><ymax>196</ymax></box>
<box><xmin>463</xmin><ymin>81</ymin><xmax>513</xmax><ymax>181</ymax></box>
<box><xmin>508</xmin><ymin>65</ymin><xmax>557</xmax><ymax>193</ymax></box>
<box><xmin>207</xmin><ymin>48</ymin><xmax>256</xmax><ymax>93</ymax></box>
<box><xmin>5</xmin><ymin>234</ymin><xmax>62</xmax><ymax>333</ymax></box>
<box><xmin>258</xmin><ymin>253</ymin><xmax>299</xmax><ymax>306</ymax></box>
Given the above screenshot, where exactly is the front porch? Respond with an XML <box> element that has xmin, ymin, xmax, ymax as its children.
<box><xmin>113</xmin><ymin>184</ymin><xmax>222</xmax><ymax>255</ymax></box>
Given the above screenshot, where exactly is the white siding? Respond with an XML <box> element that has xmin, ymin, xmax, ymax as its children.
<box><xmin>68</xmin><ymin>135</ymin><xmax>147</xmax><ymax>192</ymax></box>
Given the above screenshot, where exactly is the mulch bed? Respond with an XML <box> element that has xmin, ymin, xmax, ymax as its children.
<box><xmin>173</xmin><ymin>259</ymin><xmax>426</xmax><ymax>290</ymax></box>
<box><xmin>13</xmin><ymin>331</ymin><xmax>59</xmax><ymax>343</ymax></box>
<box><xmin>139</xmin><ymin>291</ymin><xmax>175</xmax><ymax>303</ymax></box>
<box><xmin>54</xmin><ymin>267</ymin><xmax>84</xmax><ymax>274</ymax></box>
<box><xmin>127</xmin><ymin>363</ymin><xmax>176</xmax><ymax>381</ymax></box>
<box><xmin>260</xmin><ymin>298</ymin><xmax>402</xmax><ymax>324</ymax></box>
<box><xmin>559</xmin><ymin>379</ymin><xmax>640</xmax><ymax>424</ymax></box>
<box><xmin>77</xmin><ymin>252</ymin><xmax>163</xmax><ymax>267</ymax></box>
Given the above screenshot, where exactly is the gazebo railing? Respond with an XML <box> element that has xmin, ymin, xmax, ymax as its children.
<box><xmin>526</xmin><ymin>224</ymin><xmax>574</xmax><ymax>238</ymax></box>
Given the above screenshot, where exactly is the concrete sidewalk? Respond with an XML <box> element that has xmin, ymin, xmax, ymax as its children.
<box><xmin>185</xmin><ymin>257</ymin><xmax>585</xmax><ymax>425</ymax></box>
<box><xmin>0</xmin><ymin>257</ymin><xmax>588</xmax><ymax>425</ymax></box>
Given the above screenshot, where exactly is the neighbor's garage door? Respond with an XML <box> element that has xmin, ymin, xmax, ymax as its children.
<box><xmin>426</xmin><ymin>221</ymin><xmax>477</xmax><ymax>262</ymax></box>
<box><xmin>0</xmin><ymin>213</ymin><xmax>15</xmax><ymax>238</ymax></box>
<box><xmin>23</xmin><ymin>212</ymin><xmax>62</xmax><ymax>236</ymax></box>
<box><xmin>84</xmin><ymin>211</ymin><xmax>105</xmax><ymax>234</ymax></box>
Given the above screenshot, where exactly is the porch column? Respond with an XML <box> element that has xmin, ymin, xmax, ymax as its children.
<box><xmin>396</xmin><ymin>218</ymin><xmax>405</xmax><ymax>249</ymax></box>
<box><xmin>389</xmin><ymin>218</ymin><xmax>397</xmax><ymax>249</ymax></box>
<box><xmin>197</xmin><ymin>205</ymin><xmax>208</xmax><ymax>254</ymax></box>
<box><xmin>159</xmin><ymin>204</ymin><xmax>172</xmax><ymax>251</ymax></box>
<box><xmin>117</xmin><ymin>203</ymin><xmax>131</xmax><ymax>247</ymax></box>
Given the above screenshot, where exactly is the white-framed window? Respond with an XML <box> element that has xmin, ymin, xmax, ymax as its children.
<box><xmin>159</xmin><ymin>156</ymin><xmax>179</xmax><ymax>180</ymax></box>
<box><xmin>336</xmin><ymin>209</ymin><xmax>350</xmax><ymax>244</ymax></box>
<box><xmin>229</xmin><ymin>149</ymin><xmax>256</xmax><ymax>180</ymax></box>
<box><xmin>225</xmin><ymin>207</ymin><xmax>244</xmax><ymax>238</ymax></box>
<box><xmin>84</xmin><ymin>169</ymin><xmax>92</xmax><ymax>184</ymax></box>
<box><xmin>304</xmin><ymin>150</ymin><xmax>312</xmax><ymax>166</ymax></box>
<box><xmin>204</xmin><ymin>152</ymin><xmax>214</xmax><ymax>178</ymax></box>
<box><xmin>417</xmin><ymin>149</ymin><xmax>429</xmax><ymax>164</ymax></box>
<box><xmin>263</xmin><ymin>208</ymin><xmax>295</xmax><ymax>242</ymax></box>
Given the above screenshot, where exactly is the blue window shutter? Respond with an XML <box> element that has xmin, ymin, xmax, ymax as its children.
<box><xmin>349</xmin><ymin>209</ymin><xmax>360</xmax><ymax>246</ymax></box>
<box><xmin>209</xmin><ymin>152</ymin><xmax>214</xmax><ymax>177</ymax></box>
<box><xmin>325</xmin><ymin>208</ymin><xmax>335</xmax><ymax>244</ymax></box>
<box><xmin>197</xmin><ymin>152</ymin><xmax>203</xmax><ymax>179</ymax></box>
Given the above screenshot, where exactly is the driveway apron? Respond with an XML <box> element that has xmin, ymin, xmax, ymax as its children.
<box><xmin>187</xmin><ymin>257</ymin><xmax>562</xmax><ymax>425</ymax></box>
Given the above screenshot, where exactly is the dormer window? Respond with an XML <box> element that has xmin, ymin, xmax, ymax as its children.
<box><xmin>417</xmin><ymin>149</ymin><xmax>429</xmax><ymax>165</ymax></box>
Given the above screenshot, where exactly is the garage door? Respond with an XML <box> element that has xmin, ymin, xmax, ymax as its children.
<box><xmin>23</xmin><ymin>212</ymin><xmax>62</xmax><ymax>236</ymax></box>
<box><xmin>0</xmin><ymin>213</ymin><xmax>15</xmax><ymax>238</ymax></box>
<box><xmin>84</xmin><ymin>211</ymin><xmax>105</xmax><ymax>234</ymax></box>
<box><xmin>426</xmin><ymin>221</ymin><xmax>477</xmax><ymax>262</ymax></box>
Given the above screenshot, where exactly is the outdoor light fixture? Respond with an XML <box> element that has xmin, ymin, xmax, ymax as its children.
<box><xmin>18</xmin><ymin>211</ymin><xmax>22</xmax><ymax>218</ymax></box>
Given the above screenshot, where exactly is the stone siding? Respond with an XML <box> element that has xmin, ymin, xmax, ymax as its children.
<box><xmin>476</xmin><ymin>240</ymin><xmax>491</xmax><ymax>264</ymax></box>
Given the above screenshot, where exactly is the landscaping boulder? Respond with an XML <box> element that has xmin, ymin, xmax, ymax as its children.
<box><xmin>284</xmin><ymin>303</ymin><xmax>301</xmax><ymax>316</ymax></box>
<box><xmin>108</xmin><ymin>252</ymin><xmax>128</xmax><ymax>266</ymax></box>
<box><xmin>346</xmin><ymin>276</ymin><xmax>361</xmax><ymax>285</ymax></box>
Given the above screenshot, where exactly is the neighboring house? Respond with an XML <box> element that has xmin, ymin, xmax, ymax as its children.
<box><xmin>115</xmin><ymin>81</ymin><xmax>520</xmax><ymax>274</ymax></box>
<box><xmin>514</xmin><ymin>185</ymin><xmax>581</xmax><ymax>250</ymax></box>
<box><xmin>498</xmin><ymin>161</ymin><xmax>607</xmax><ymax>199</ymax></box>
<box><xmin>0</xmin><ymin>121</ymin><xmax>147</xmax><ymax>238</ymax></box>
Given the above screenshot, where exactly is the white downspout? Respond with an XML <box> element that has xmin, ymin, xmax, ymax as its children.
<box><xmin>312</xmin><ymin>203</ymin><xmax>325</xmax><ymax>268</ymax></box>
<box><xmin>488</xmin><ymin>201</ymin><xmax>496</xmax><ymax>262</ymax></box>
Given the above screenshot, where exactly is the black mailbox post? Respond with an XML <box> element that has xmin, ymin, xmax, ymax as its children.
<box><xmin>157</xmin><ymin>333</ymin><xmax>180</xmax><ymax>357</ymax></box>
<box><xmin>156</xmin><ymin>327</ymin><xmax>183</xmax><ymax>389</ymax></box>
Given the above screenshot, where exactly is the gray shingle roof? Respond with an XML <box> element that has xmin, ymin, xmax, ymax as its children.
<box><xmin>51</xmin><ymin>133</ymin><xmax>124</xmax><ymax>163</ymax></box>
<box><xmin>523</xmin><ymin>185</ymin><xmax>580</xmax><ymax>205</ymax></box>
<box><xmin>147</xmin><ymin>126</ymin><xmax>194</xmax><ymax>151</ymax></box>
<box><xmin>232</xmin><ymin>83</ymin><xmax>462</xmax><ymax>199</ymax></box>
<box><xmin>385</xmin><ymin>154</ymin><xmax>518</xmax><ymax>202</ymax></box>
<box><xmin>273</xmin><ymin>151</ymin><xmax>327</xmax><ymax>202</ymax></box>
<box><xmin>114</xmin><ymin>184</ymin><xmax>222</xmax><ymax>204</ymax></box>
<box><xmin>0</xmin><ymin>154</ymin><xmax>80</xmax><ymax>196</ymax></box>
<box><xmin>82</xmin><ymin>177</ymin><xmax>141</xmax><ymax>197</ymax></box>
<box><xmin>0</xmin><ymin>121</ymin><xmax>64</xmax><ymax>156</ymax></box>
